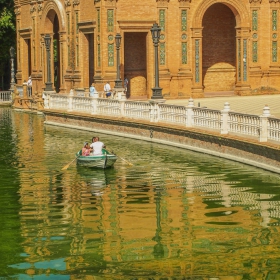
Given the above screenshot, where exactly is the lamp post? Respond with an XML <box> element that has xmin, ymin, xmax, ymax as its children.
<box><xmin>114</xmin><ymin>33</ymin><xmax>122</xmax><ymax>88</ymax></box>
<box><xmin>150</xmin><ymin>23</ymin><xmax>163</xmax><ymax>99</ymax></box>
<box><xmin>9</xmin><ymin>46</ymin><xmax>15</xmax><ymax>91</ymax></box>
<box><xmin>44</xmin><ymin>34</ymin><xmax>53</xmax><ymax>91</ymax></box>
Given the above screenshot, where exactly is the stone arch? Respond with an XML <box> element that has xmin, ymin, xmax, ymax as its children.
<box><xmin>40</xmin><ymin>0</ymin><xmax>66</xmax><ymax>93</ymax></box>
<box><xmin>192</xmin><ymin>0</ymin><xmax>250</xmax><ymax>29</ymax></box>
<box><xmin>40</xmin><ymin>0</ymin><xmax>66</xmax><ymax>34</ymax></box>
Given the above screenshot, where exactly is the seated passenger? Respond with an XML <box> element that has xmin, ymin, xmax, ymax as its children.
<box><xmin>82</xmin><ymin>142</ymin><xmax>91</xmax><ymax>156</ymax></box>
<box><xmin>90</xmin><ymin>136</ymin><xmax>105</xmax><ymax>155</ymax></box>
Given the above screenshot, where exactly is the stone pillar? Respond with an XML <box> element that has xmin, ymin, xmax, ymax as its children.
<box><xmin>149</xmin><ymin>99</ymin><xmax>165</xmax><ymax>122</ymax></box>
<box><xmin>259</xmin><ymin>105</ymin><xmax>271</xmax><ymax>142</ymax></box>
<box><xmin>186</xmin><ymin>98</ymin><xmax>194</xmax><ymax>127</ymax></box>
<box><xmin>235</xmin><ymin>27</ymin><xmax>251</xmax><ymax>95</ymax></box>
<box><xmin>221</xmin><ymin>102</ymin><xmax>231</xmax><ymax>135</ymax></box>
<box><xmin>191</xmin><ymin>28</ymin><xmax>204</xmax><ymax>98</ymax></box>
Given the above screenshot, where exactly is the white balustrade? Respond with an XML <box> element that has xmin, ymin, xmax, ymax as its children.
<box><xmin>49</xmin><ymin>94</ymin><xmax>68</xmax><ymax>110</ymax></box>
<box><xmin>193</xmin><ymin>107</ymin><xmax>221</xmax><ymax>130</ymax></box>
<box><xmin>124</xmin><ymin>101</ymin><xmax>150</xmax><ymax>120</ymax></box>
<box><xmin>268</xmin><ymin>117</ymin><xmax>280</xmax><ymax>142</ymax></box>
<box><xmin>228</xmin><ymin>112</ymin><xmax>260</xmax><ymax>137</ymax></box>
<box><xmin>42</xmin><ymin>93</ymin><xmax>280</xmax><ymax>144</ymax></box>
<box><xmin>159</xmin><ymin>103</ymin><xmax>186</xmax><ymax>124</ymax></box>
<box><xmin>97</xmin><ymin>98</ymin><xmax>120</xmax><ymax>116</ymax></box>
<box><xmin>72</xmin><ymin>96</ymin><xmax>92</xmax><ymax>113</ymax></box>
<box><xmin>0</xmin><ymin>91</ymin><xmax>12</xmax><ymax>102</ymax></box>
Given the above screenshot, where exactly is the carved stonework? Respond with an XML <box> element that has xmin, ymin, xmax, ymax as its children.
<box><xmin>156</xmin><ymin>0</ymin><xmax>170</xmax><ymax>2</ymax></box>
<box><xmin>178</xmin><ymin>0</ymin><xmax>191</xmax><ymax>2</ymax></box>
<box><xmin>14</xmin><ymin>7</ymin><xmax>21</xmax><ymax>15</ymax></box>
<box><xmin>37</xmin><ymin>4</ymin><xmax>43</xmax><ymax>12</ymax></box>
<box><xmin>73</xmin><ymin>0</ymin><xmax>80</xmax><ymax>6</ymax></box>
<box><xmin>65</xmin><ymin>0</ymin><xmax>71</xmax><ymax>7</ymax></box>
<box><xmin>270</xmin><ymin>0</ymin><xmax>280</xmax><ymax>3</ymax></box>
<box><xmin>249</xmin><ymin>0</ymin><xmax>262</xmax><ymax>3</ymax></box>
<box><xmin>30</xmin><ymin>5</ymin><xmax>36</xmax><ymax>13</ymax></box>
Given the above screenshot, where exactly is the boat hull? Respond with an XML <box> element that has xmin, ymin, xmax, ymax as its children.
<box><xmin>76</xmin><ymin>150</ymin><xmax>117</xmax><ymax>169</ymax></box>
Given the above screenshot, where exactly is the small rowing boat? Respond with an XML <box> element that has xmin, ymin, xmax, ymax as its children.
<box><xmin>76</xmin><ymin>149</ymin><xmax>117</xmax><ymax>169</ymax></box>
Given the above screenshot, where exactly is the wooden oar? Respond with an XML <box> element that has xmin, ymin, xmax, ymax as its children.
<box><xmin>61</xmin><ymin>157</ymin><xmax>77</xmax><ymax>170</ymax></box>
<box><xmin>107</xmin><ymin>149</ymin><xmax>133</xmax><ymax>166</ymax></box>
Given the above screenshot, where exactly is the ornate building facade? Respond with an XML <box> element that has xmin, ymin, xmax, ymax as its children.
<box><xmin>13</xmin><ymin>0</ymin><xmax>280</xmax><ymax>99</ymax></box>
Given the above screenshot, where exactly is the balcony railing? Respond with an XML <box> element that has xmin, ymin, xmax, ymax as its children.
<box><xmin>43</xmin><ymin>93</ymin><xmax>280</xmax><ymax>143</ymax></box>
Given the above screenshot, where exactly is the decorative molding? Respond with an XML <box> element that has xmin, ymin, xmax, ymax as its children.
<box><xmin>73</xmin><ymin>0</ymin><xmax>80</xmax><ymax>6</ymax></box>
<box><xmin>30</xmin><ymin>5</ymin><xmax>36</xmax><ymax>13</ymax></box>
<box><xmin>65</xmin><ymin>0</ymin><xmax>71</xmax><ymax>7</ymax></box>
<box><xmin>157</xmin><ymin>0</ymin><xmax>169</xmax><ymax>7</ymax></box>
<box><xmin>38</xmin><ymin>3</ymin><xmax>43</xmax><ymax>12</ymax></box>
<box><xmin>178</xmin><ymin>0</ymin><xmax>191</xmax><ymax>2</ymax></box>
<box><xmin>14</xmin><ymin>7</ymin><xmax>21</xmax><ymax>15</ymax></box>
<box><xmin>269</xmin><ymin>0</ymin><xmax>280</xmax><ymax>3</ymax></box>
<box><xmin>78</xmin><ymin>20</ymin><xmax>96</xmax><ymax>34</ymax></box>
<box><xmin>249</xmin><ymin>0</ymin><xmax>262</xmax><ymax>3</ymax></box>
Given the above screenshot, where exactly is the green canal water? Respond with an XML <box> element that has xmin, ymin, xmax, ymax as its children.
<box><xmin>1</xmin><ymin>107</ymin><xmax>280</xmax><ymax>279</ymax></box>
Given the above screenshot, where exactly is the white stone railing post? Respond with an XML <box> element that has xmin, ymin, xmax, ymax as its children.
<box><xmin>259</xmin><ymin>105</ymin><xmax>271</xmax><ymax>142</ymax></box>
<box><xmin>186</xmin><ymin>98</ymin><xmax>194</xmax><ymax>127</ymax></box>
<box><xmin>43</xmin><ymin>92</ymin><xmax>50</xmax><ymax>109</ymax></box>
<box><xmin>119</xmin><ymin>100</ymin><xmax>126</xmax><ymax>117</ymax></box>
<box><xmin>220</xmin><ymin>102</ymin><xmax>230</xmax><ymax>135</ymax></box>
<box><xmin>149</xmin><ymin>100</ymin><xmax>165</xmax><ymax>122</ymax></box>
<box><xmin>149</xmin><ymin>101</ymin><xmax>159</xmax><ymax>122</ymax></box>
<box><xmin>68</xmin><ymin>95</ymin><xmax>73</xmax><ymax>112</ymax></box>
<box><xmin>91</xmin><ymin>94</ymin><xmax>98</xmax><ymax>115</ymax></box>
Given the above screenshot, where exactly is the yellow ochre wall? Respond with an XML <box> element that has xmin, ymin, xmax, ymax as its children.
<box><xmin>14</xmin><ymin>0</ymin><xmax>280</xmax><ymax>99</ymax></box>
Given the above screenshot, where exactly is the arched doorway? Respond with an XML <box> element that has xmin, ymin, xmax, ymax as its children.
<box><xmin>44</xmin><ymin>9</ymin><xmax>61</xmax><ymax>93</ymax></box>
<box><xmin>202</xmin><ymin>3</ymin><xmax>236</xmax><ymax>93</ymax></box>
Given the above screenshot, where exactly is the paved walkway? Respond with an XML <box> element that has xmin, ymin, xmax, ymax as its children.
<box><xmin>165</xmin><ymin>93</ymin><xmax>280</xmax><ymax>118</ymax></box>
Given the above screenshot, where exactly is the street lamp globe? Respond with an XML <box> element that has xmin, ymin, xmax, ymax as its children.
<box><xmin>150</xmin><ymin>23</ymin><xmax>161</xmax><ymax>45</ymax></box>
<box><xmin>115</xmin><ymin>33</ymin><xmax>122</xmax><ymax>49</ymax></box>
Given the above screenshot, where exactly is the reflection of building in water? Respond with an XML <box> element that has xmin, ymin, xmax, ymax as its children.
<box><xmin>12</xmin><ymin>117</ymin><xmax>280</xmax><ymax>277</ymax></box>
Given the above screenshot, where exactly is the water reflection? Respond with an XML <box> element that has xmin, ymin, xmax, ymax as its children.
<box><xmin>1</xmin><ymin>108</ymin><xmax>280</xmax><ymax>279</ymax></box>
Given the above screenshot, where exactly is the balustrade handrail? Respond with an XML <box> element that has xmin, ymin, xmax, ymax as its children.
<box><xmin>43</xmin><ymin>93</ymin><xmax>280</xmax><ymax>143</ymax></box>
<box><xmin>0</xmin><ymin>91</ymin><xmax>12</xmax><ymax>102</ymax></box>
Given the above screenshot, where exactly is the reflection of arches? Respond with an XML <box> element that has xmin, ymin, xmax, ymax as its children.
<box><xmin>192</xmin><ymin>0</ymin><xmax>250</xmax><ymax>95</ymax></box>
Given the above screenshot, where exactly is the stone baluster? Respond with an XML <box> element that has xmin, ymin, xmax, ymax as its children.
<box><xmin>186</xmin><ymin>98</ymin><xmax>194</xmax><ymax>127</ymax></box>
<box><xmin>259</xmin><ymin>105</ymin><xmax>271</xmax><ymax>142</ymax></box>
<box><xmin>221</xmin><ymin>102</ymin><xmax>230</xmax><ymax>135</ymax></box>
<box><xmin>91</xmin><ymin>94</ymin><xmax>98</xmax><ymax>115</ymax></box>
<box><xmin>43</xmin><ymin>92</ymin><xmax>49</xmax><ymax>109</ymax></box>
<box><xmin>119</xmin><ymin>100</ymin><xmax>126</xmax><ymax>117</ymax></box>
<box><xmin>68</xmin><ymin>95</ymin><xmax>73</xmax><ymax>112</ymax></box>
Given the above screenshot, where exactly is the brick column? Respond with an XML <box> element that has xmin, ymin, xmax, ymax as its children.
<box><xmin>235</xmin><ymin>27</ymin><xmax>251</xmax><ymax>95</ymax></box>
<box><xmin>191</xmin><ymin>27</ymin><xmax>204</xmax><ymax>98</ymax></box>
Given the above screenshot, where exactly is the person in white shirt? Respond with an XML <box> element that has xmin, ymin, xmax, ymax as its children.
<box><xmin>104</xmin><ymin>82</ymin><xmax>111</xmax><ymax>98</ymax></box>
<box><xmin>90</xmin><ymin>136</ymin><xmax>105</xmax><ymax>155</ymax></box>
<box><xmin>27</xmin><ymin>76</ymin><xmax>32</xmax><ymax>96</ymax></box>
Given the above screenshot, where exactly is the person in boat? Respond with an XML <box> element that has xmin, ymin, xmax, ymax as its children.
<box><xmin>90</xmin><ymin>136</ymin><xmax>105</xmax><ymax>155</ymax></box>
<box><xmin>82</xmin><ymin>142</ymin><xmax>91</xmax><ymax>156</ymax></box>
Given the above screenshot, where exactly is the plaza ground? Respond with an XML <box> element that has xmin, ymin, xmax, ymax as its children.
<box><xmin>165</xmin><ymin>92</ymin><xmax>280</xmax><ymax>118</ymax></box>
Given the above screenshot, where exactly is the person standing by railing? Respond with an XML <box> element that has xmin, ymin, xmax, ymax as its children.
<box><xmin>27</xmin><ymin>76</ymin><xmax>32</xmax><ymax>97</ymax></box>
<box><xmin>104</xmin><ymin>81</ymin><xmax>111</xmax><ymax>98</ymax></box>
